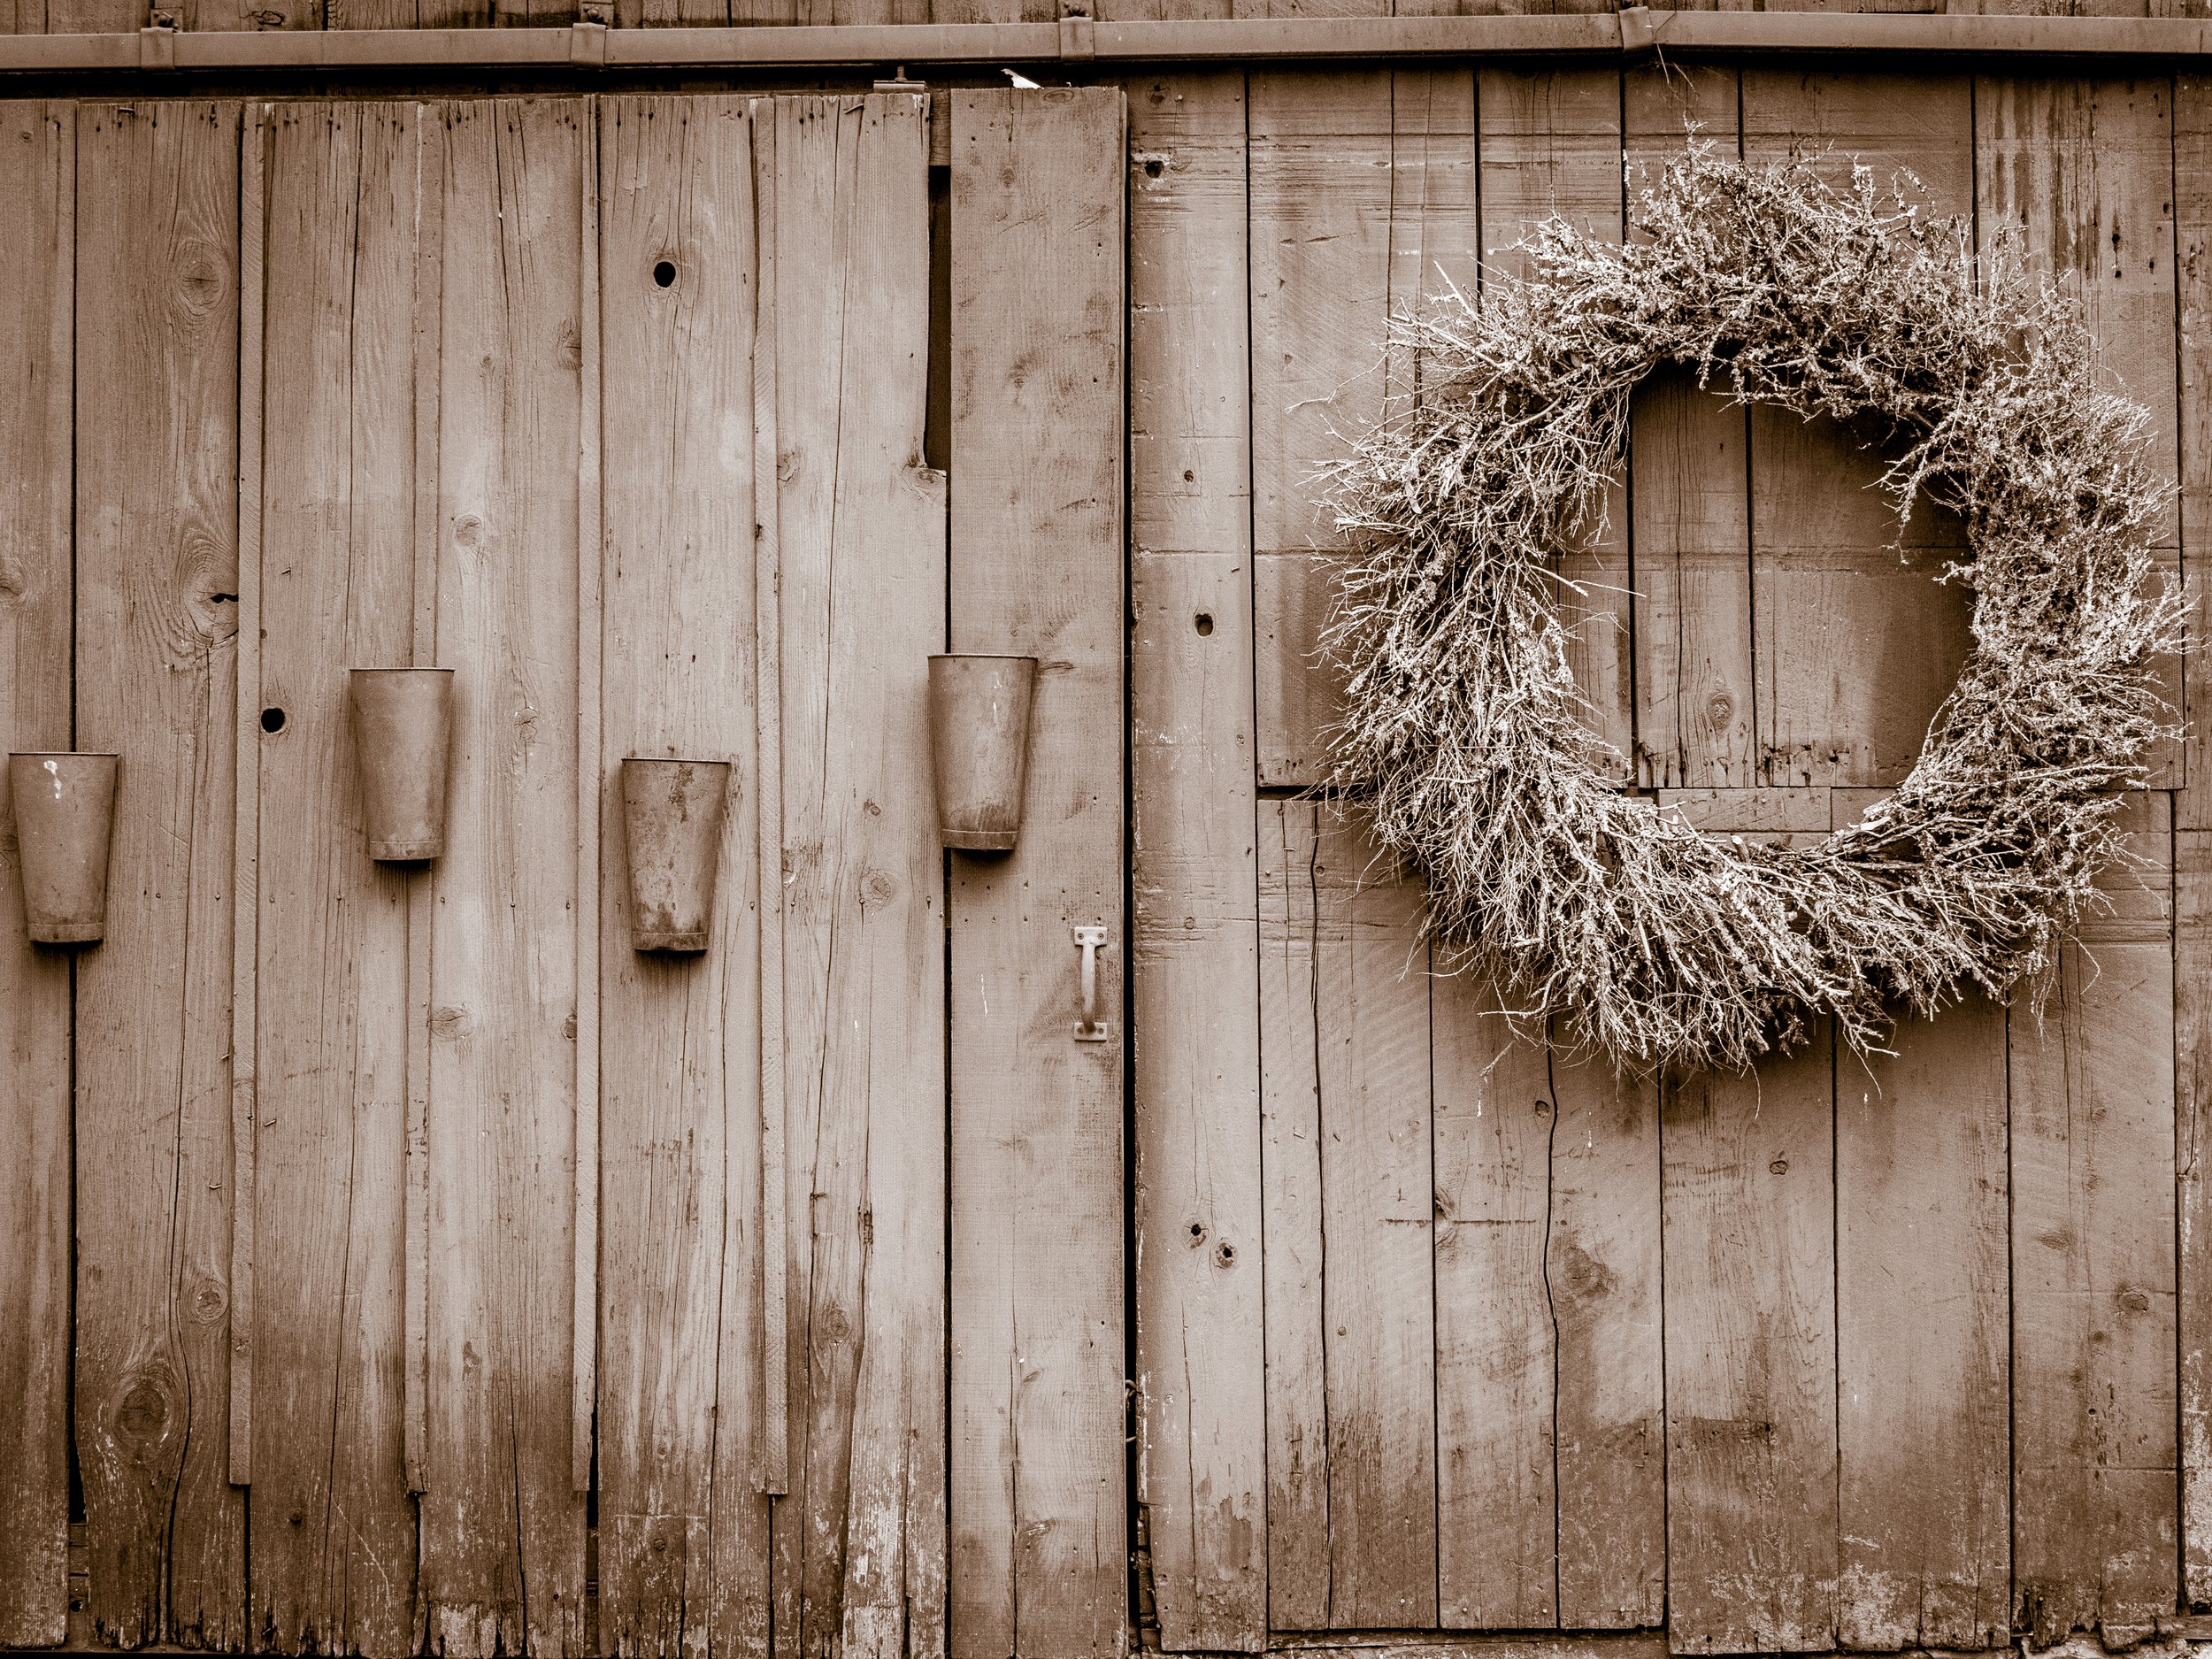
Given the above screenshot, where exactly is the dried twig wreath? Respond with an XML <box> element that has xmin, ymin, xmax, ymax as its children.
<box><xmin>1320</xmin><ymin>142</ymin><xmax>2185</xmax><ymax>1073</ymax></box>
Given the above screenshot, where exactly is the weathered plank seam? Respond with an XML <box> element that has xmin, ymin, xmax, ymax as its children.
<box><xmin>573</xmin><ymin>88</ymin><xmax>604</xmax><ymax>1502</ymax></box>
<box><xmin>228</xmin><ymin>96</ymin><xmax>267</xmax><ymax>1493</ymax></box>
<box><xmin>752</xmin><ymin>91</ymin><xmax>789</xmax><ymax>1499</ymax></box>
<box><xmin>403</xmin><ymin>99</ymin><xmax>444</xmax><ymax>1501</ymax></box>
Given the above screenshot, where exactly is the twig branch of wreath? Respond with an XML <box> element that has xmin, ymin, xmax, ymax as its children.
<box><xmin>1318</xmin><ymin>139</ymin><xmax>2187</xmax><ymax>1075</ymax></box>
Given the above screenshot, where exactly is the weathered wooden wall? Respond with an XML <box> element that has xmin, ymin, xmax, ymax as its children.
<box><xmin>0</xmin><ymin>85</ymin><xmax>1132</xmax><ymax>1659</ymax></box>
<box><xmin>3</xmin><ymin>59</ymin><xmax>2209</xmax><ymax>1659</ymax></box>
<box><xmin>1128</xmin><ymin>58</ymin><xmax>2210</xmax><ymax>1659</ymax></box>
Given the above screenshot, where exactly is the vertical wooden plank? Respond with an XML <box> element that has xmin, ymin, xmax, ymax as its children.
<box><xmin>0</xmin><ymin>96</ymin><xmax>73</xmax><ymax>1653</ymax></box>
<box><xmin>228</xmin><ymin>101</ymin><xmax>263</xmax><ymax>1496</ymax></box>
<box><xmin>949</xmin><ymin>85</ymin><xmax>1127</xmax><ymax>1659</ymax></box>
<box><xmin>1981</xmin><ymin>77</ymin><xmax>2184</xmax><ymax>1645</ymax></box>
<box><xmin>2172</xmin><ymin>82</ymin><xmax>2212</xmax><ymax>1600</ymax></box>
<box><xmin>2010</xmin><ymin>794</ymin><xmax>2177</xmax><ymax>1648</ymax></box>
<box><xmin>1978</xmin><ymin>74</ymin><xmax>2183</xmax><ymax>787</ymax></box>
<box><xmin>770</xmin><ymin>92</ymin><xmax>948</xmax><ymax>1659</ymax></box>
<box><xmin>1625</xmin><ymin>65</ymin><xmax>1754</xmax><ymax>789</ymax></box>
<box><xmin>1824</xmin><ymin>793</ymin><xmax>2008</xmax><ymax>1651</ymax></box>
<box><xmin>573</xmin><ymin>94</ymin><xmax>603</xmax><ymax>1509</ymax></box>
<box><xmin>2178</xmin><ymin>826</ymin><xmax>2212</xmax><ymax>1607</ymax></box>
<box><xmin>1258</xmin><ymin>803</ymin><xmax>1438</xmax><ymax>1631</ymax></box>
<box><xmin>749</xmin><ymin>95</ymin><xmax>790</xmax><ymax>1514</ymax></box>
<box><xmin>1129</xmin><ymin>73</ymin><xmax>1267</xmax><ymax>1655</ymax></box>
<box><xmin>1663</xmin><ymin>1033</ymin><xmax>1839</xmax><ymax>1653</ymax></box>
<box><xmin>404</xmin><ymin>101</ymin><xmax>445</xmax><ymax>1504</ymax></box>
<box><xmin>73</xmin><ymin>97</ymin><xmax>246</xmax><ymax>1653</ymax></box>
<box><xmin>1741</xmin><ymin>73</ymin><xmax>1975</xmax><ymax>787</ymax></box>
<box><xmin>1550</xmin><ymin>1056</ymin><xmax>1665</xmax><ymax>1631</ymax></box>
<box><xmin>1249</xmin><ymin>71</ymin><xmax>1477</xmax><ymax>789</ymax></box>
<box><xmin>2180</xmin><ymin>80</ymin><xmax>2212</xmax><ymax>839</ymax></box>
<box><xmin>1248</xmin><ymin>70</ymin><xmax>1386</xmax><ymax>792</ymax></box>
<box><xmin>1257</xmin><ymin>799</ymin><xmax>1331</xmax><ymax>1635</ymax></box>
<box><xmin>1430</xmin><ymin>985</ymin><xmax>1557</xmax><ymax>1629</ymax></box>
<box><xmin>249</xmin><ymin>99</ymin><xmax>421</xmax><ymax>1659</ymax></box>
<box><xmin>595</xmin><ymin>93</ymin><xmax>763</xmax><ymax>1659</ymax></box>
<box><xmin>419</xmin><ymin>96</ymin><xmax>588</xmax><ymax>1659</ymax></box>
<box><xmin>1833</xmin><ymin>1004</ymin><xmax>2011</xmax><ymax>1649</ymax></box>
<box><xmin>1478</xmin><ymin>65</ymin><xmax>1633</xmax><ymax>778</ymax></box>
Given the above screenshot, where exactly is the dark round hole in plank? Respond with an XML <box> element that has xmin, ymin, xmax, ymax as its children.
<box><xmin>261</xmin><ymin>707</ymin><xmax>287</xmax><ymax>734</ymax></box>
<box><xmin>653</xmin><ymin>259</ymin><xmax>677</xmax><ymax>288</ymax></box>
<box><xmin>1194</xmin><ymin>612</ymin><xmax>1214</xmax><ymax>637</ymax></box>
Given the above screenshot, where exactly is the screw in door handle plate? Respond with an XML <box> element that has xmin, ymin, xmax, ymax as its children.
<box><xmin>1073</xmin><ymin>925</ymin><xmax>1110</xmax><ymax>1041</ymax></box>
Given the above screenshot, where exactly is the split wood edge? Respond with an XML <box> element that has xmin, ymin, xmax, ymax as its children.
<box><xmin>573</xmin><ymin>97</ymin><xmax>605</xmax><ymax>1499</ymax></box>
<box><xmin>227</xmin><ymin>100</ymin><xmax>268</xmax><ymax>1491</ymax></box>
<box><xmin>403</xmin><ymin>103</ymin><xmax>445</xmax><ymax>1499</ymax></box>
<box><xmin>751</xmin><ymin>94</ymin><xmax>790</xmax><ymax>1500</ymax></box>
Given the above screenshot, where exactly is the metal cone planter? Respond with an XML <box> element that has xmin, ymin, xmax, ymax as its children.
<box><xmin>9</xmin><ymin>752</ymin><xmax>119</xmax><ymax>945</ymax></box>
<box><xmin>349</xmin><ymin>668</ymin><xmax>455</xmax><ymax>862</ymax></box>
<box><xmin>621</xmin><ymin>757</ymin><xmax>731</xmax><ymax>954</ymax></box>
<box><xmin>927</xmin><ymin>654</ymin><xmax>1037</xmax><ymax>852</ymax></box>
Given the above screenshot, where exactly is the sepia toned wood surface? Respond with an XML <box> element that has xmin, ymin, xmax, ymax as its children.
<box><xmin>1142</xmin><ymin>54</ymin><xmax>2198</xmax><ymax>1659</ymax></box>
<box><xmin>0</xmin><ymin>96</ymin><xmax>74</xmax><ymax>1654</ymax></box>
<box><xmin>947</xmin><ymin>83</ymin><xmax>1129</xmax><ymax>1659</ymax></box>
<box><xmin>3</xmin><ymin>59</ymin><xmax>2209</xmax><ymax>1659</ymax></box>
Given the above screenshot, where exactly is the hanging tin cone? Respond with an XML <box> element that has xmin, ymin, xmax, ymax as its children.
<box><xmin>8</xmin><ymin>752</ymin><xmax>120</xmax><ymax>945</ymax></box>
<box><xmin>349</xmin><ymin>668</ymin><xmax>456</xmax><ymax>862</ymax></box>
<box><xmin>927</xmin><ymin>654</ymin><xmax>1037</xmax><ymax>851</ymax></box>
<box><xmin>621</xmin><ymin>757</ymin><xmax>732</xmax><ymax>954</ymax></box>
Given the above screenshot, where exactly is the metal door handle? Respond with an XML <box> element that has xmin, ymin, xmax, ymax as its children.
<box><xmin>1073</xmin><ymin>925</ymin><xmax>1110</xmax><ymax>1041</ymax></box>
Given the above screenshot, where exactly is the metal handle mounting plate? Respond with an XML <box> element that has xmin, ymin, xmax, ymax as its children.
<box><xmin>1073</xmin><ymin>925</ymin><xmax>1110</xmax><ymax>1041</ymax></box>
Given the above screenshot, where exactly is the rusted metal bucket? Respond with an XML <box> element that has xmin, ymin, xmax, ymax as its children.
<box><xmin>927</xmin><ymin>654</ymin><xmax>1037</xmax><ymax>852</ymax></box>
<box><xmin>621</xmin><ymin>757</ymin><xmax>732</xmax><ymax>954</ymax></box>
<box><xmin>8</xmin><ymin>752</ymin><xmax>120</xmax><ymax>945</ymax></box>
<box><xmin>349</xmin><ymin>668</ymin><xmax>456</xmax><ymax>862</ymax></box>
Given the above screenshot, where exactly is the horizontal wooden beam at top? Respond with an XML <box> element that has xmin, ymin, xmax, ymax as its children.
<box><xmin>4</xmin><ymin>9</ymin><xmax>2212</xmax><ymax>75</ymax></box>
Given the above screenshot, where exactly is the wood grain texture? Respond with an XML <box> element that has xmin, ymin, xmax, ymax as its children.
<box><xmin>1978</xmin><ymin>73</ymin><xmax>2185</xmax><ymax>786</ymax></box>
<box><xmin>1248</xmin><ymin>71</ymin><xmax>1387</xmax><ymax>789</ymax></box>
<box><xmin>1662</xmin><ymin>1033</ymin><xmax>1839</xmax><ymax>1653</ymax></box>
<box><xmin>1824</xmin><ymin>791</ymin><xmax>2008</xmax><ymax>1650</ymax></box>
<box><xmin>419</xmin><ymin>96</ymin><xmax>588</xmax><ymax>1658</ymax></box>
<box><xmin>1740</xmin><ymin>72</ymin><xmax>1974</xmax><ymax>788</ymax></box>
<box><xmin>227</xmin><ymin>101</ymin><xmax>263</xmax><ymax>1494</ymax></box>
<box><xmin>1430</xmin><ymin>986</ymin><xmax>1555</xmax><ymax>1629</ymax></box>
<box><xmin>1249</xmin><ymin>71</ymin><xmax>1479</xmax><ymax>789</ymax></box>
<box><xmin>0</xmin><ymin>96</ymin><xmax>73</xmax><ymax>1653</ymax></box>
<box><xmin>404</xmin><ymin>103</ymin><xmax>446</xmax><ymax>1502</ymax></box>
<box><xmin>2179</xmin><ymin>825</ymin><xmax>2212</xmax><ymax>1604</ymax></box>
<box><xmin>2011</xmin><ymin>793</ymin><xmax>2178</xmax><ymax>1648</ymax></box>
<box><xmin>595</xmin><ymin>93</ymin><xmax>764</xmax><ymax>1659</ymax></box>
<box><xmin>948</xmin><ymin>85</ymin><xmax>1127</xmax><ymax>1659</ymax></box>
<box><xmin>1479</xmin><ymin>65</ymin><xmax>1633</xmax><ymax>779</ymax></box>
<box><xmin>1129</xmin><ymin>72</ymin><xmax>1268</xmax><ymax>1656</ymax></box>
<box><xmin>73</xmin><ymin>97</ymin><xmax>246</xmax><ymax>1653</ymax></box>
<box><xmin>749</xmin><ymin>93</ymin><xmax>789</xmax><ymax>1509</ymax></box>
<box><xmin>572</xmin><ymin>93</ymin><xmax>602</xmax><ymax>1507</ymax></box>
<box><xmin>765</xmin><ymin>91</ymin><xmax>946</xmax><ymax>1659</ymax></box>
<box><xmin>249</xmin><ymin>98</ymin><xmax>421</xmax><ymax>1658</ymax></box>
<box><xmin>1548</xmin><ymin>1055</ymin><xmax>1664</xmax><ymax>1631</ymax></box>
<box><xmin>1259</xmin><ymin>803</ymin><xmax>1437</xmax><ymax>1632</ymax></box>
<box><xmin>2185</xmin><ymin>78</ymin><xmax>2212</xmax><ymax>839</ymax></box>
<box><xmin>1626</xmin><ymin>65</ymin><xmax>1755</xmax><ymax>789</ymax></box>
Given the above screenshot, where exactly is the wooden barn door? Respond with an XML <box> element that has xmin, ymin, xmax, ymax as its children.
<box><xmin>0</xmin><ymin>83</ymin><xmax>1134</xmax><ymax>1659</ymax></box>
<box><xmin>1129</xmin><ymin>63</ymin><xmax>2192</xmax><ymax>1659</ymax></box>
<box><xmin>233</xmin><ymin>91</ymin><xmax>950</xmax><ymax>1658</ymax></box>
